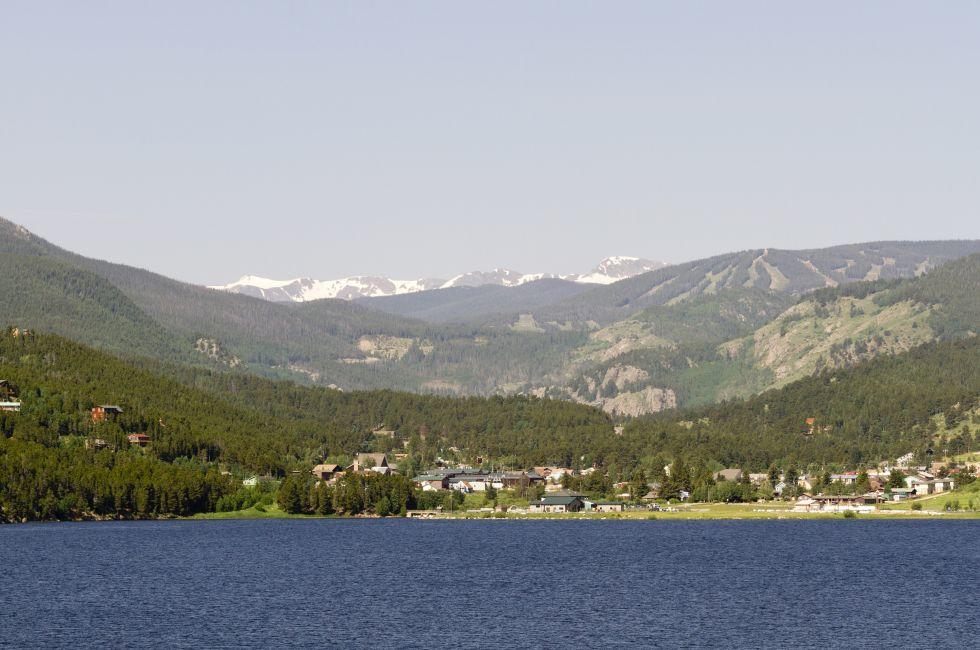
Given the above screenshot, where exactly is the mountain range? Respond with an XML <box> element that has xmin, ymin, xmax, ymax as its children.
<box><xmin>1</xmin><ymin>215</ymin><xmax>977</xmax><ymax>418</ymax></box>
<box><xmin>209</xmin><ymin>256</ymin><xmax>669</xmax><ymax>301</ymax></box>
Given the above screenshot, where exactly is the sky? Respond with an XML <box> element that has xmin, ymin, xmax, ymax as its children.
<box><xmin>1</xmin><ymin>2</ymin><xmax>978</xmax><ymax>285</ymax></box>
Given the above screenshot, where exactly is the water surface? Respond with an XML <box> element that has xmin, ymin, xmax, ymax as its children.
<box><xmin>1</xmin><ymin>519</ymin><xmax>977</xmax><ymax>648</ymax></box>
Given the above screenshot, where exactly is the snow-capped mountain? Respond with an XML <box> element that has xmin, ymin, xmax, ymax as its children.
<box><xmin>571</xmin><ymin>256</ymin><xmax>668</xmax><ymax>284</ymax></box>
<box><xmin>209</xmin><ymin>257</ymin><xmax>667</xmax><ymax>302</ymax></box>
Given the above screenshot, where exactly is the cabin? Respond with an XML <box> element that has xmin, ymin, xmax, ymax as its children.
<box><xmin>92</xmin><ymin>405</ymin><xmax>123</xmax><ymax>423</ymax></box>
<box><xmin>127</xmin><ymin>433</ymin><xmax>150</xmax><ymax>447</ymax></box>
<box><xmin>85</xmin><ymin>437</ymin><xmax>109</xmax><ymax>450</ymax></box>
<box><xmin>311</xmin><ymin>463</ymin><xmax>342</xmax><ymax>480</ymax></box>
<box><xmin>372</xmin><ymin>426</ymin><xmax>397</xmax><ymax>439</ymax></box>
<box><xmin>0</xmin><ymin>401</ymin><xmax>21</xmax><ymax>412</ymax></box>
<box><xmin>528</xmin><ymin>495</ymin><xmax>585</xmax><ymax>514</ymax></box>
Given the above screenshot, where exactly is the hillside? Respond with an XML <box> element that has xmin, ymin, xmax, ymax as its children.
<box><xmin>0</xmin><ymin>330</ymin><xmax>614</xmax><ymax>520</ymax></box>
<box><xmin>356</xmin><ymin>278</ymin><xmax>592</xmax><ymax>324</ymax></box>
<box><xmin>624</xmin><ymin>337</ymin><xmax>980</xmax><ymax>470</ymax></box>
<box><xmin>541</xmin><ymin>254</ymin><xmax>980</xmax><ymax>415</ymax></box>
<box><xmin>2</xmin><ymin>328</ymin><xmax>976</xmax><ymax>520</ymax></box>
<box><xmin>1</xmin><ymin>217</ymin><xmax>976</xmax><ymax>405</ymax></box>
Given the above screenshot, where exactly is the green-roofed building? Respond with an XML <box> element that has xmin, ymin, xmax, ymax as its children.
<box><xmin>528</xmin><ymin>495</ymin><xmax>585</xmax><ymax>513</ymax></box>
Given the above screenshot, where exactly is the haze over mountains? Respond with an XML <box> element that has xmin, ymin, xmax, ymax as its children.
<box><xmin>210</xmin><ymin>256</ymin><xmax>668</xmax><ymax>302</ymax></box>
<box><xmin>1</xmin><ymin>215</ymin><xmax>977</xmax><ymax>417</ymax></box>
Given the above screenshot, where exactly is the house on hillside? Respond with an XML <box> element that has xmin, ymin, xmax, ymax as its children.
<box><xmin>529</xmin><ymin>495</ymin><xmax>585</xmax><ymax>514</ymax></box>
<box><xmin>127</xmin><ymin>433</ymin><xmax>150</xmax><ymax>447</ymax></box>
<box><xmin>312</xmin><ymin>463</ymin><xmax>342</xmax><ymax>481</ymax></box>
<box><xmin>92</xmin><ymin>405</ymin><xmax>123</xmax><ymax>423</ymax></box>
<box><xmin>831</xmin><ymin>472</ymin><xmax>859</xmax><ymax>486</ymax></box>
<box><xmin>0</xmin><ymin>401</ymin><xmax>21</xmax><ymax>412</ymax></box>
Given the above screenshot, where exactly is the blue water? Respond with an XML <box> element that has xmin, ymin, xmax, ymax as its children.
<box><xmin>1</xmin><ymin>519</ymin><xmax>977</xmax><ymax>648</ymax></box>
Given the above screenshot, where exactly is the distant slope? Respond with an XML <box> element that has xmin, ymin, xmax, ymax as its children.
<box><xmin>356</xmin><ymin>278</ymin><xmax>592</xmax><ymax>324</ymax></box>
<box><xmin>625</xmin><ymin>336</ymin><xmax>980</xmax><ymax>469</ymax></box>
<box><xmin>529</xmin><ymin>242</ymin><xmax>980</xmax><ymax>326</ymax></box>
<box><xmin>1</xmin><ymin>216</ymin><xmax>976</xmax><ymax>406</ymax></box>
<box><xmin>552</xmin><ymin>254</ymin><xmax>980</xmax><ymax>416</ymax></box>
<box><xmin>0</xmin><ymin>252</ymin><xmax>193</xmax><ymax>360</ymax></box>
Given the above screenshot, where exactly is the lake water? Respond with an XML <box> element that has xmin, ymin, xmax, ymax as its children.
<box><xmin>1</xmin><ymin>519</ymin><xmax>977</xmax><ymax>648</ymax></box>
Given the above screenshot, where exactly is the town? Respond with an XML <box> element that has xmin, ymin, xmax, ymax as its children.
<box><xmin>289</xmin><ymin>433</ymin><xmax>974</xmax><ymax>518</ymax></box>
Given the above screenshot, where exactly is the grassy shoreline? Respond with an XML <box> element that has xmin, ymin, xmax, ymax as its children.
<box><xmin>185</xmin><ymin>501</ymin><xmax>980</xmax><ymax>522</ymax></box>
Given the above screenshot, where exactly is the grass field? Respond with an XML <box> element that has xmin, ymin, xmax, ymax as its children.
<box><xmin>445</xmin><ymin>501</ymin><xmax>980</xmax><ymax>520</ymax></box>
<box><xmin>190</xmin><ymin>503</ymin><xmax>312</xmax><ymax>520</ymax></box>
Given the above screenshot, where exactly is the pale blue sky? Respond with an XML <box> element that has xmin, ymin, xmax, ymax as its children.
<box><xmin>1</xmin><ymin>2</ymin><xmax>978</xmax><ymax>284</ymax></box>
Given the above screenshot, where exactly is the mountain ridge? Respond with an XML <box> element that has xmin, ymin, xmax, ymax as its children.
<box><xmin>209</xmin><ymin>256</ymin><xmax>669</xmax><ymax>302</ymax></box>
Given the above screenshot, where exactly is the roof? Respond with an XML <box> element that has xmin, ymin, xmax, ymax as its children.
<box><xmin>97</xmin><ymin>405</ymin><xmax>123</xmax><ymax>412</ymax></box>
<box><xmin>355</xmin><ymin>452</ymin><xmax>389</xmax><ymax>467</ymax></box>
<box><xmin>534</xmin><ymin>496</ymin><xmax>582</xmax><ymax>506</ymax></box>
<box><xmin>312</xmin><ymin>463</ymin><xmax>341</xmax><ymax>473</ymax></box>
<box><xmin>414</xmin><ymin>474</ymin><xmax>447</xmax><ymax>482</ymax></box>
<box><xmin>714</xmin><ymin>468</ymin><xmax>743</xmax><ymax>482</ymax></box>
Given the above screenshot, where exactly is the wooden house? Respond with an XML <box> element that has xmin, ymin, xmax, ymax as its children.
<box><xmin>92</xmin><ymin>405</ymin><xmax>123</xmax><ymax>423</ymax></box>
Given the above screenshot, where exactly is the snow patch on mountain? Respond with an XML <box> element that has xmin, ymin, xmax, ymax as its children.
<box><xmin>210</xmin><ymin>256</ymin><xmax>667</xmax><ymax>302</ymax></box>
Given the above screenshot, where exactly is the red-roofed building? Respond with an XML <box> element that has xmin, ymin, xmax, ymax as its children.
<box><xmin>127</xmin><ymin>433</ymin><xmax>150</xmax><ymax>447</ymax></box>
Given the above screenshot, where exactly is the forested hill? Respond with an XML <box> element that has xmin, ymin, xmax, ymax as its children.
<box><xmin>0</xmin><ymin>329</ymin><xmax>615</xmax><ymax>520</ymax></box>
<box><xmin>1</xmin><ymin>327</ymin><xmax>977</xmax><ymax>521</ymax></box>
<box><xmin>623</xmin><ymin>337</ymin><xmax>980</xmax><ymax>470</ymax></box>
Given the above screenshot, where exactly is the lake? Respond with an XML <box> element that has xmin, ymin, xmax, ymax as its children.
<box><xmin>1</xmin><ymin>519</ymin><xmax>977</xmax><ymax>648</ymax></box>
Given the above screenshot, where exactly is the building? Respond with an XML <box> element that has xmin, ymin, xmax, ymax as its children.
<box><xmin>127</xmin><ymin>433</ymin><xmax>150</xmax><ymax>447</ymax></box>
<box><xmin>905</xmin><ymin>476</ymin><xmax>954</xmax><ymax>496</ymax></box>
<box><xmin>414</xmin><ymin>474</ymin><xmax>450</xmax><ymax>491</ymax></box>
<box><xmin>311</xmin><ymin>463</ymin><xmax>342</xmax><ymax>480</ymax></box>
<box><xmin>243</xmin><ymin>475</ymin><xmax>274</xmax><ymax>487</ymax></box>
<box><xmin>714</xmin><ymin>468</ymin><xmax>743</xmax><ymax>482</ymax></box>
<box><xmin>350</xmin><ymin>453</ymin><xmax>392</xmax><ymax>473</ymax></box>
<box><xmin>92</xmin><ymin>405</ymin><xmax>123</xmax><ymax>423</ymax></box>
<box><xmin>0</xmin><ymin>401</ymin><xmax>21</xmax><ymax>412</ymax></box>
<box><xmin>642</xmin><ymin>482</ymin><xmax>662</xmax><ymax>501</ymax></box>
<box><xmin>85</xmin><ymin>437</ymin><xmax>109</xmax><ymax>450</ymax></box>
<box><xmin>792</xmin><ymin>494</ymin><xmax>879</xmax><ymax>513</ymax></box>
<box><xmin>586</xmin><ymin>501</ymin><xmax>625</xmax><ymax>513</ymax></box>
<box><xmin>528</xmin><ymin>495</ymin><xmax>585</xmax><ymax>513</ymax></box>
